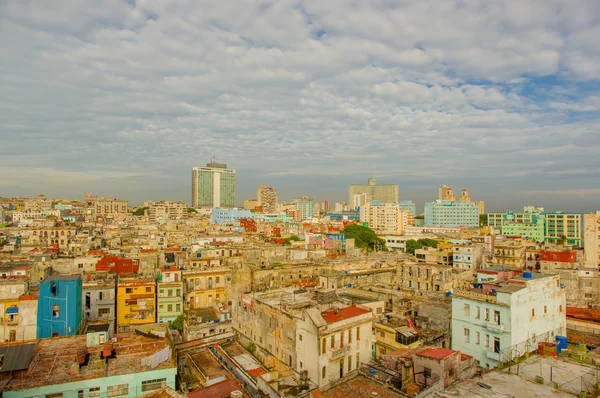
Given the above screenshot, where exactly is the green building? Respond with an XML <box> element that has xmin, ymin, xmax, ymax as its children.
<box><xmin>191</xmin><ymin>160</ymin><xmax>236</xmax><ymax>209</ymax></box>
<box><xmin>157</xmin><ymin>267</ymin><xmax>184</xmax><ymax>324</ymax></box>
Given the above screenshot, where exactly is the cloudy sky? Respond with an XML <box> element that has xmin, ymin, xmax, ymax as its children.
<box><xmin>1</xmin><ymin>0</ymin><xmax>600</xmax><ymax>212</ymax></box>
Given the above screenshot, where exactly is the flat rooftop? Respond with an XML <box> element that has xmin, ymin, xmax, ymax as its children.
<box><xmin>3</xmin><ymin>333</ymin><xmax>175</xmax><ymax>392</ymax></box>
<box><xmin>315</xmin><ymin>374</ymin><xmax>401</xmax><ymax>397</ymax></box>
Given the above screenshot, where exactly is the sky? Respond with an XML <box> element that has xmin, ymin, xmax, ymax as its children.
<box><xmin>1</xmin><ymin>0</ymin><xmax>600</xmax><ymax>213</ymax></box>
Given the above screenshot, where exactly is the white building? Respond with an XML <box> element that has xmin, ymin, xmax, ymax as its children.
<box><xmin>360</xmin><ymin>202</ymin><xmax>410</xmax><ymax>235</ymax></box>
<box><xmin>294</xmin><ymin>196</ymin><xmax>314</xmax><ymax>221</ymax></box>
<box><xmin>191</xmin><ymin>160</ymin><xmax>236</xmax><ymax>209</ymax></box>
<box><xmin>452</xmin><ymin>244</ymin><xmax>484</xmax><ymax>270</ymax></box>
<box><xmin>297</xmin><ymin>304</ymin><xmax>374</xmax><ymax>388</ymax></box>
<box><xmin>584</xmin><ymin>211</ymin><xmax>600</xmax><ymax>269</ymax></box>
<box><xmin>451</xmin><ymin>272</ymin><xmax>566</xmax><ymax>369</ymax></box>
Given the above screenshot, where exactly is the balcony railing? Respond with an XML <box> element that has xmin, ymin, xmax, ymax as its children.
<box><xmin>329</xmin><ymin>344</ymin><xmax>351</xmax><ymax>360</ymax></box>
<box><xmin>486</xmin><ymin>323</ymin><xmax>505</xmax><ymax>333</ymax></box>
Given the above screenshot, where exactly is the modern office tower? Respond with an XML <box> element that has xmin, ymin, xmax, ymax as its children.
<box><xmin>424</xmin><ymin>200</ymin><xmax>479</xmax><ymax>227</ymax></box>
<box><xmin>458</xmin><ymin>189</ymin><xmax>471</xmax><ymax>202</ymax></box>
<box><xmin>257</xmin><ymin>184</ymin><xmax>277</xmax><ymax>213</ymax></box>
<box><xmin>348</xmin><ymin>177</ymin><xmax>398</xmax><ymax>208</ymax></box>
<box><xmin>439</xmin><ymin>185</ymin><xmax>456</xmax><ymax>202</ymax></box>
<box><xmin>191</xmin><ymin>159</ymin><xmax>236</xmax><ymax>209</ymax></box>
<box><xmin>294</xmin><ymin>196</ymin><xmax>314</xmax><ymax>221</ymax></box>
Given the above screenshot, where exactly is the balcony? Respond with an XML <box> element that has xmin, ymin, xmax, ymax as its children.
<box><xmin>329</xmin><ymin>344</ymin><xmax>351</xmax><ymax>360</ymax></box>
<box><xmin>486</xmin><ymin>323</ymin><xmax>505</xmax><ymax>333</ymax></box>
<box><xmin>486</xmin><ymin>350</ymin><xmax>501</xmax><ymax>361</ymax></box>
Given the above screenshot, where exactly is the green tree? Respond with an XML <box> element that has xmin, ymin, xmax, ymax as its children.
<box><xmin>479</xmin><ymin>214</ymin><xmax>488</xmax><ymax>226</ymax></box>
<box><xmin>558</xmin><ymin>235</ymin><xmax>568</xmax><ymax>246</ymax></box>
<box><xmin>289</xmin><ymin>235</ymin><xmax>302</xmax><ymax>241</ymax></box>
<box><xmin>245</xmin><ymin>342</ymin><xmax>256</xmax><ymax>353</ymax></box>
<box><xmin>132</xmin><ymin>207</ymin><xmax>148</xmax><ymax>216</ymax></box>
<box><xmin>186</xmin><ymin>208</ymin><xmax>197</xmax><ymax>214</ymax></box>
<box><xmin>341</xmin><ymin>224</ymin><xmax>387</xmax><ymax>252</ymax></box>
<box><xmin>171</xmin><ymin>314</ymin><xmax>184</xmax><ymax>333</ymax></box>
<box><xmin>406</xmin><ymin>238</ymin><xmax>439</xmax><ymax>254</ymax></box>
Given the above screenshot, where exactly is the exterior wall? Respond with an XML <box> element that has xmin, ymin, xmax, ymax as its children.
<box><xmin>157</xmin><ymin>281</ymin><xmax>183</xmax><ymax>323</ymax></box>
<box><xmin>3</xmin><ymin>367</ymin><xmax>176</xmax><ymax>398</ymax></box>
<box><xmin>544</xmin><ymin>212</ymin><xmax>582</xmax><ymax>247</ymax></box>
<box><xmin>116</xmin><ymin>280</ymin><xmax>156</xmax><ymax>333</ymax></box>
<box><xmin>453</xmin><ymin>245</ymin><xmax>483</xmax><ymax>270</ymax></box>
<box><xmin>584</xmin><ymin>212</ymin><xmax>600</xmax><ymax>268</ymax></box>
<box><xmin>192</xmin><ymin>164</ymin><xmax>236</xmax><ymax>209</ymax></box>
<box><xmin>83</xmin><ymin>284</ymin><xmax>115</xmax><ymax>331</ymax></box>
<box><xmin>348</xmin><ymin>179</ymin><xmax>399</xmax><ymax>207</ymax></box>
<box><xmin>37</xmin><ymin>277</ymin><xmax>82</xmax><ymax>338</ymax></box>
<box><xmin>294</xmin><ymin>197</ymin><xmax>314</xmax><ymax>221</ymax></box>
<box><xmin>17</xmin><ymin>297</ymin><xmax>38</xmax><ymax>341</ymax></box>
<box><xmin>557</xmin><ymin>268</ymin><xmax>600</xmax><ymax>308</ymax></box>
<box><xmin>501</xmin><ymin>219</ymin><xmax>545</xmax><ymax>242</ymax></box>
<box><xmin>359</xmin><ymin>203</ymin><xmax>407</xmax><ymax>235</ymax></box>
<box><xmin>211</xmin><ymin>208</ymin><xmax>252</xmax><ymax>224</ymax></box>
<box><xmin>183</xmin><ymin>269</ymin><xmax>229</xmax><ymax>309</ymax></box>
<box><xmin>424</xmin><ymin>201</ymin><xmax>479</xmax><ymax>227</ymax></box>
<box><xmin>397</xmin><ymin>262</ymin><xmax>454</xmax><ymax>294</ymax></box>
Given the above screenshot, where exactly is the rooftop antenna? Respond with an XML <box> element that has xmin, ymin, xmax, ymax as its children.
<box><xmin>211</xmin><ymin>154</ymin><xmax>217</xmax><ymax>164</ymax></box>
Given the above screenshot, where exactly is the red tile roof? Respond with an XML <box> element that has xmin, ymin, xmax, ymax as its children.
<box><xmin>416</xmin><ymin>347</ymin><xmax>457</xmax><ymax>360</ymax></box>
<box><xmin>187</xmin><ymin>379</ymin><xmax>243</xmax><ymax>398</ymax></box>
<box><xmin>248</xmin><ymin>367</ymin><xmax>267</xmax><ymax>379</ymax></box>
<box><xmin>321</xmin><ymin>303</ymin><xmax>371</xmax><ymax>324</ymax></box>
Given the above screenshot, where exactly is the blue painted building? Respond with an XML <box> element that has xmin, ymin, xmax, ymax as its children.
<box><xmin>211</xmin><ymin>208</ymin><xmax>252</xmax><ymax>224</ymax></box>
<box><xmin>398</xmin><ymin>200</ymin><xmax>417</xmax><ymax>216</ymax></box>
<box><xmin>424</xmin><ymin>200</ymin><xmax>479</xmax><ymax>227</ymax></box>
<box><xmin>37</xmin><ymin>275</ymin><xmax>83</xmax><ymax>338</ymax></box>
<box><xmin>323</xmin><ymin>211</ymin><xmax>360</xmax><ymax>221</ymax></box>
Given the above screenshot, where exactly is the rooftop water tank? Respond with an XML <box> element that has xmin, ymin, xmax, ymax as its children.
<box><xmin>523</xmin><ymin>272</ymin><xmax>532</xmax><ymax>279</ymax></box>
<box><xmin>445</xmin><ymin>291</ymin><xmax>452</xmax><ymax>297</ymax></box>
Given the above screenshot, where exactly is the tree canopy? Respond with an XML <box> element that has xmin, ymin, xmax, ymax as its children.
<box><xmin>186</xmin><ymin>208</ymin><xmax>198</xmax><ymax>214</ymax></box>
<box><xmin>132</xmin><ymin>207</ymin><xmax>148</xmax><ymax>216</ymax></box>
<box><xmin>406</xmin><ymin>238</ymin><xmax>439</xmax><ymax>254</ymax></box>
<box><xmin>171</xmin><ymin>314</ymin><xmax>184</xmax><ymax>333</ymax></box>
<box><xmin>341</xmin><ymin>224</ymin><xmax>387</xmax><ymax>252</ymax></box>
<box><xmin>479</xmin><ymin>214</ymin><xmax>488</xmax><ymax>226</ymax></box>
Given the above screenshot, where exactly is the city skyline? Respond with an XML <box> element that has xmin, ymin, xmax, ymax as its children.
<box><xmin>2</xmin><ymin>1</ymin><xmax>600</xmax><ymax>212</ymax></box>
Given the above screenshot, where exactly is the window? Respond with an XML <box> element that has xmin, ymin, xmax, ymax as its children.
<box><xmin>356</xmin><ymin>352</ymin><xmax>360</xmax><ymax>368</ymax></box>
<box><xmin>531</xmin><ymin>308</ymin><xmax>535</xmax><ymax>317</ymax></box>
<box><xmin>168</xmin><ymin>289</ymin><xmax>173</xmax><ymax>296</ymax></box>
<box><xmin>89</xmin><ymin>387</ymin><xmax>100</xmax><ymax>398</ymax></box>
<box><xmin>423</xmin><ymin>367</ymin><xmax>432</xmax><ymax>378</ymax></box>
<box><xmin>108</xmin><ymin>384</ymin><xmax>128</xmax><ymax>397</ymax></box>
<box><xmin>544</xmin><ymin>305</ymin><xmax>547</xmax><ymax>314</ymax></box>
<box><xmin>299</xmin><ymin>334</ymin><xmax>303</xmax><ymax>341</ymax></box>
<box><xmin>216</xmin><ymin>276</ymin><xmax>220</xmax><ymax>283</ymax></box>
<box><xmin>300</xmin><ymin>361</ymin><xmax>303</xmax><ymax>368</ymax></box>
<box><xmin>559</xmin><ymin>305</ymin><xmax>563</xmax><ymax>312</ymax></box>
<box><xmin>464</xmin><ymin>303</ymin><xmax>470</xmax><ymax>316</ymax></box>
<box><xmin>176</xmin><ymin>304</ymin><xmax>181</xmax><ymax>312</ymax></box>
<box><xmin>494</xmin><ymin>337</ymin><xmax>500</xmax><ymax>353</ymax></box>
<box><xmin>78</xmin><ymin>391</ymin><xmax>84</xmax><ymax>398</ymax></box>
<box><xmin>376</xmin><ymin>307</ymin><xmax>383</xmax><ymax>314</ymax></box>
<box><xmin>348</xmin><ymin>355</ymin><xmax>352</xmax><ymax>372</ymax></box>
<box><xmin>145</xmin><ymin>287</ymin><xmax>151</xmax><ymax>293</ymax></box>
<box><xmin>485</xmin><ymin>334</ymin><xmax>489</xmax><ymax>348</ymax></box>
<box><xmin>126</xmin><ymin>288</ymin><xmax>133</xmax><ymax>294</ymax></box>
<box><xmin>380</xmin><ymin>331</ymin><xmax>385</xmax><ymax>338</ymax></box>
<box><xmin>475</xmin><ymin>331</ymin><xmax>480</xmax><ymax>345</ymax></box>
<box><xmin>475</xmin><ymin>306</ymin><xmax>480</xmax><ymax>319</ymax></box>
<box><xmin>585</xmin><ymin>293</ymin><xmax>593</xmax><ymax>298</ymax></box>
<box><xmin>52</xmin><ymin>305</ymin><xmax>60</xmax><ymax>317</ymax></box>
<box><xmin>493</xmin><ymin>310</ymin><xmax>500</xmax><ymax>325</ymax></box>
<box><xmin>331</xmin><ymin>335</ymin><xmax>335</xmax><ymax>348</ymax></box>
<box><xmin>98</xmin><ymin>308</ymin><xmax>111</xmax><ymax>317</ymax></box>
<box><xmin>356</xmin><ymin>327</ymin><xmax>360</xmax><ymax>340</ymax></box>
<box><xmin>463</xmin><ymin>328</ymin><xmax>470</xmax><ymax>343</ymax></box>
<box><xmin>484</xmin><ymin>308</ymin><xmax>490</xmax><ymax>321</ymax></box>
<box><xmin>46</xmin><ymin>394</ymin><xmax>63</xmax><ymax>398</ymax></box>
<box><xmin>141</xmin><ymin>378</ymin><xmax>166</xmax><ymax>392</ymax></box>
<box><xmin>176</xmin><ymin>289</ymin><xmax>181</xmax><ymax>296</ymax></box>
<box><xmin>322</xmin><ymin>366</ymin><xmax>326</xmax><ymax>379</ymax></box>
<box><xmin>167</xmin><ymin>304</ymin><xmax>173</xmax><ymax>312</ymax></box>
<box><xmin>348</xmin><ymin>329</ymin><xmax>352</xmax><ymax>343</ymax></box>
<box><xmin>322</xmin><ymin>338</ymin><xmax>326</xmax><ymax>354</ymax></box>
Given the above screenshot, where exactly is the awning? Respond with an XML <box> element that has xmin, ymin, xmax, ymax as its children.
<box><xmin>5</xmin><ymin>307</ymin><xmax>18</xmax><ymax>314</ymax></box>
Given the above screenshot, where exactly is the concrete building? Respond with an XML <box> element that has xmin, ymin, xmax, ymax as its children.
<box><xmin>83</xmin><ymin>277</ymin><xmax>116</xmax><ymax>332</ymax></box>
<box><xmin>397</xmin><ymin>262</ymin><xmax>454</xmax><ymax>295</ymax></box>
<box><xmin>258</xmin><ymin>184</ymin><xmax>278</xmax><ymax>213</ymax></box>
<box><xmin>501</xmin><ymin>217</ymin><xmax>545</xmax><ymax>242</ymax></box>
<box><xmin>584</xmin><ymin>211</ymin><xmax>600</xmax><ymax>268</ymax></box>
<box><xmin>147</xmin><ymin>201</ymin><xmax>187</xmax><ymax>222</ymax></box>
<box><xmin>243</xmin><ymin>199</ymin><xmax>260</xmax><ymax>210</ymax></box>
<box><xmin>211</xmin><ymin>208</ymin><xmax>252</xmax><ymax>225</ymax></box>
<box><xmin>374</xmin><ymin>317</ymin><xmax>421</xmax><ymax>358</ymax></box>
<box><xmin>183</xmin><ymin>269</ymin><xmax>229</xmax><ymax>310</ymax></box>
<box><xmin>157</xmin><ymin>266</ymin><xmax>183</xmax><ymax>324</ymax></box>
<box><xmin>557</xmin><ymin>268</ymin><xmax>600</xmax><ymax>309</ymax></box>
<box><xmin>38</xmin><ymin>275</ymin><xmax>83</xmax><ymax>338</ymax></box>
<box><xmin>84</xmin><ymin>193</ymin><xmax>128</xmax><ymax>216</ymax></box>
<box><xmin>348</xmin><ymin>177</ymin><xmax>398</xmax><ymax>209</ymax></box>
<box><xmin>17</xmin><ymin>294</ymin><xmax>38</xmax><ymax>341</ymax></box>
<box><xmin>398</xmin><ymin>200</ymin><xmax>416</xmax><ymax>217</ymax></box>
<box><xmin>415</xmin><ymin>247</ymin><xmax>453</xmax><ymax>267</ymax></box>
<box><xmin>116</xmin><ymin>276</ymin><xmax>156</xmax><ymax>333</ymax></box>
<box><xmin>452</xmin><ymin>244</ymin><xmax>484</xmax><ymax>270</ymax></box>
<box><xmin>294</xmin><ymin>196</ymin><xmax>314</xmax><ymax>221</ymax></box>
<box><xmin>424</xmin><ymin>200</ymin><xmax>479</xmax><ymax>227</ymax></box>
<box><xmin>458</xmin><ymin>189</ymin><xmax>471</xmax><ymax>202</ymax></box>
<box><xmin>438</xmin><ymin>185</ymin><xmax>456</xmax><ymax>202</ymax></box>
<box><xmin>0</xmin><ymin>279</ymin><xmax>28</xmax><ymax>342</ymax></box>
<box><xmin>191</xmin><ymin>160</ymin><xmax>236</xmax><ymax>209</ymax></box>
<box><xmin>351</xmin><ymin>192</ymin><xmax>368</xmax><ymax>210</ymax></box>
<box><xmin>544</xmin><ymin>211</ymin><xmax>582</xmax><ymax>247</ymax></box>
<box><xmin>1</xmin><ymin>326</ymin><xmax>176</xmax><ymax>398</ymax></box>
<box><xmin>451</xmin><ymin>273</ymin><xmax>566</xmax><ymax>369</ymax></box>
<box><xmin>475</xmin><ymin>201</ymin><xmax>485</xmax><ymax>215</ymax></box>
<box><xmin>359</xmin><ymin>202</ymin><xmax>410</xmax><ymax>235</ymax></box>
<box><xmin>493</xmin><ymin>238</ymin><xmax>526</xmax><ymax>268</ymax></box>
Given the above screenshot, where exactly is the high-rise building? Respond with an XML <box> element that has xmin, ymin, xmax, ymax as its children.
<box><xmin>360</xmin><ymin>202</ymin><xmax>410</xmax><ymax>235</ymax></box>
<box><xmin>294</xmin><ymin>196</ymin><xmax>314</xmax><ymax>221</ymax></box>
<box><xmin>439</xmin><ymin>185</ymin><xmax>456</xmax><ymax>202</ymax></box>
<box><xmin>191</xmin><ymin>159</ymin><xmax>236</xmax><ymax>209</ymax></box>
<box><xmin>424</xmin><ymin>200</ymin><xmax>479</xmax><ymax>227</ymax></box>
<box><xmin>544</xmin><ymin>211</ymin><xmax>582</xmax><ymax>247</ymax></box>
<box><xmin>475</xmin><ymin>200</ymin><xmax>485</xmax><ymax>215</ymax></box>
<box><xmin>584</xmin><ymin>211</ymin><xmax>600</xmax><ymax>269</ymax></box>
<box><xmin>322</xmin><ymin>200</ymin><xmax>329</xmax><ymax>213</ymax></box>
<box><xmin>348</xmin><ymin>177</ymin><xmax>398</xmax><ymax>208</ymax></box>
<box><xmin>257</xmin><ymin>184</ymin><xmax>277</xmax><ymax>213</ymax></box>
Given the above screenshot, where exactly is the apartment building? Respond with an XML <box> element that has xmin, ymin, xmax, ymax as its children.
<box><xmin>544</xmin><ymin>211</ymin><xmax>582</xmax><ymax>247</ymax></box>
<box><xmin>452</xmin><ymin>244</ymin><xmax>484</xmax><ymax>270</ymax></box>
<box><xmin>0</xmin><ymin>279</ymin><xmax>28</xmax><ymax>341</ymax></box>
<box><xmin>147</xmin><ymin>201</ymin><xmax>187</xmax><ymax>222</ymax></box>
<box><xmin>258</xmin><ymin>184</ymin><xmax>278</xmax><ymax>213</ymax></box>
<box><xmin>85</xmin><ymin>193</ymin><xmax>128</xmax><ymax>215</ymax></box>
<box><xmin>294</xmin><ymin>196</ymin><xmax>315</xmax><ymax>221</ymax></box>
<box><xmin>360</xmin><ymin>202</ymin><xmax>410</xmax><ymax>235</ymax></box>
<box><xmin>424</xmin><ymin>200</ymin><xmax>479</xmax><ymax>227</ymax></box>
<box><xmin>373</xmin><ymin>317</ymin><xmax>421</xmax><ymax>358</ymax></box>
<box><xmin>183</xmin><ymin>269</ymin><xmax>229</xmax><ymax>309</ymax></box>
<box><xmin>451</xmin><ymin>273</ymin><xmax>566</xmax><ymax>369</ymax></box>
<box><xmin>157</xmin><ymin>266</ymin><xmax>183</xmax><ymax>323</ymax></box>
<box><xmin>191</xmin><ymin>160</ymin><xmax>236</xmax><ymax>209</ymax></box>
<box><xmin>83</xmin><ymin>277</ymin><xmax>116</xmax><ymax>332</ymax></box>
<box><xmin>397</xmin><ymin>262</ymin><xmax>454</xmax><ymax>294</ymax></box>
<box><xmin>116</xmin><ymin>277</ymin><xmax>156</xmax><ymax>333</ymax></box>
<box><xmin>38</xmin><ymin>275</ymin><xmax>83</xmax><ymax>338</ymax></box>
<box><xmin>492</xmin><ymin>239</ymin><xmax>526</xmax><ymax>268</ymax></box>
<box><xmin>349</xmin><ymin>177</ymin><xmax>398</xmax><ymax>208</ymax></box>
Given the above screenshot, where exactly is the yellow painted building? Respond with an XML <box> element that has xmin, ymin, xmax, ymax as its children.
<box><xmin>116</xmin><ymin>277</ymin><xmax>156</xmax><ymax>333</ymax></box>
<box><xmin>374</xmin><ymin>318</ymin><xmax>421</xmax><ymax>358</ymax></box>
<box><xmin>0</xmin><ymin>299</ymin><xmax>19</xmax><ymax>342</ymax></box>
<box><xmin>183</xmin><ymin>269</ymin><xmax>229</xmax><ymax>309</ymax></box>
